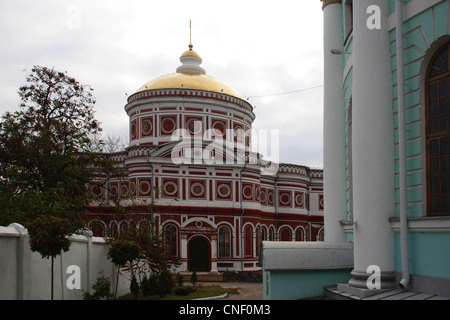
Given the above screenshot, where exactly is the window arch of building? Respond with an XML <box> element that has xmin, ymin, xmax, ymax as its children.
<box><xmin>109</xmin><ymin>221</ymin><xmax>119</xmax><ymax>238</ymax></box>
<box><xmin>256</xmin><ymin>225</ymin><xmax>268</xmax><ymax>256</ymax></box>
<box><xmin>129</xmin><ymin>220</ymin><xmax>137</xmax><ymax>231</ymax></box>
<box><xmin>425</xmin><ymin>41</ymin><xmax>450</xmax><ymax>216</ymax></box>
<box><xmin>244</xmin><ymin>224</ymin><xmax>253</xmax><ymax>257</ymax></box>
<box><xmin>138</xmin><ymin>220</ymin><xmax>152</xmax><ymax>234</ymax></box>
<box><xmin>119</xmin><ymin>220</ymin><xmax>130</xmax><ymax>233</ymax></box>
<box><xmin>317</xmin><ymin>228</ymin><xmax>325</xmax><ymax>241</ymax></box>
<box><xmin>255</xmin><ymin>226</ymin><xmax>260</xmax><ymax>256</ymax></box>
<box><xmin>164</xmin><ymin>224</ymin><xmax>178</xmax><ymax>257</ymax></box>
<box><xmin>279</xmin><ymin>226</ymin><xmax>292</xmax><ymax>241</ymax></box>
<box><xmin>260</xmin><ymin>226</ymin><xmax>267</xmax><ymax>242</ymax></box>
<box><xmin>218</xmin><ymin>225</ymin><xmax>231</xmax><ymax>258</ymax></box>
<box><xmin>268</xmin><ymin>227</ymin><xmax>275</xmax><ymax>241</ymax></box>
<box><xmin>295</xmin><ymin>227</ymin><xmax>305</xmax><ymax>241</ymax></box>
<box><xmin>88</xmin><ymin>220</ymin><xmax>106</xmax><ymax>237</ymax></box>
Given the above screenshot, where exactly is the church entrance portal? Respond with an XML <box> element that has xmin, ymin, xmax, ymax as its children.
<box><xmin>188</xmin><ymin>237</ymin><xmax>210</xmax><ymax>272</ymax></box>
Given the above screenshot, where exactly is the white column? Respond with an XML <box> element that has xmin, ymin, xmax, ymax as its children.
<box><xmin>350</xmin><ymin>0</ymin><xmax>395</xmax><ymax>289</ymax></box>
<box><xmin>210</xmin><ymin>235</ymin><xmax>218</xmax><ymax>272</ymax></box>
<box><xmin>322</xmin><ymin>0</ymin><xmax>347</xmax><ymax>242</ymax></box>
<box><xmin>181</xmin><ymin>235</ymin><xmax>188</xmax><ymax>271</ymax></box>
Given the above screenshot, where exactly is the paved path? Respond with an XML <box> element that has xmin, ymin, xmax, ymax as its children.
<box><xmin>197</xmin><ymin>282</ymin><xmax>263</xmax><ymax>300</ymax></box>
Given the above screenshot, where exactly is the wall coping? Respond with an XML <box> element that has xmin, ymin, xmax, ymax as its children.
<box><xmin>262</xmin><ymin>241</ymin><xmax>354</xmax><ymax>271</ymax></box>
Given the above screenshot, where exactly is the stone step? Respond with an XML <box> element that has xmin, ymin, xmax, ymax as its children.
<box><xmin>324</xmin><ymin>285</ymin><xmax>450</xmax><ymax>300</ymax></box>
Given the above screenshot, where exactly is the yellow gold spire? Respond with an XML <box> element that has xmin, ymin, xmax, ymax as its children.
<box><xmin>181</xmin><ymin>20</ymin><xmax>201</xmax><ymax>59</ymax></box>
<box><xmin>189</xmin><ymin>19</ymin><xmax>192</xmax><ymax>47</ymax></box>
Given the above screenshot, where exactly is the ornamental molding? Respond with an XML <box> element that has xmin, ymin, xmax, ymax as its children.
<box><xmin>127</xmin><ymin>88</ymin><xmax>253</xmax><ymax>113</ymax></box>
<box><xmin>389</xmin><ymin>216</ymin><xmax>450</xmax><ymax>233</ymax></box>
<box><xmin>321</xmin><ymin>0</ymin><xmax>342</xmax><ymax>10</ymax></box>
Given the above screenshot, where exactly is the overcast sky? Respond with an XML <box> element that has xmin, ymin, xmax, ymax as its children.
<box><xmin>0</xmin><ymin>0</ymin><xmax>324</xmax><ymax>166</ymax></box>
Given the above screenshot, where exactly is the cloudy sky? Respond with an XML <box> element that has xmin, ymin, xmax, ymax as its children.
<box><xmin>0</xmin><ymin>0</ymin><xmax>324</xmax><ymax>166</ymax></box>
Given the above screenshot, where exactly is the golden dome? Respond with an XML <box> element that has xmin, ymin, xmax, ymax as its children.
<box><xmin>181</xmin><ymin>44</ymin><xmax>201</xmax><ymax>58</ymax></box>
<box><xmin>135</xmin><ymin>72</ymin><xmax>245</xmax><ymax>100</ymax></box>
<box><xmin>135</xmin><ymin>44</ymin><xmax>245</xmax><ymax>100</ymax></box>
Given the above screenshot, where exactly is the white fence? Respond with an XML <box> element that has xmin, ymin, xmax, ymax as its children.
<box><xmin>0</xmin><ymin>223</ymin><xmax>130</xmax><ymax>300</ymax></box>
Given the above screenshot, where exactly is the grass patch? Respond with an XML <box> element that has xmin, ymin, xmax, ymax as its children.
<box><xmin>119</xmin><ymin>285</ymin><xmax>228</xmax><ymax>300</ymax></box>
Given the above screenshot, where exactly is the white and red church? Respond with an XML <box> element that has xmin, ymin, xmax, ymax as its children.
<box><xmin>86</xmin><ymin>43</ymin><xmax>324</xmax><ymax>274</ymax></box>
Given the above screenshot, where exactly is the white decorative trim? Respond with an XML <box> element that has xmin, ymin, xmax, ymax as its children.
<box><xmin>279</xmin><ymin>192</ymin><xmax>292</xmax><ymax>206</ymax></box>
<box><xmin>142</xmin><ymin>119</ymin><xmax>152</xmax><ymax>135</ymax></box>
<box><xmin>160</xmin><ymin>118</ymin><xmax>176</xmax><ymax>134</ymax></box>
<box><xmin>217</xmin><ymin>183</ymin><xmax>231</xmax><ymax>198</ymax></box>
<box><xmin>163</xmin><ymin>181</ymin><xmax>178</xmax><ymax>195</ymax></box>
<box><xmin>243</xmin><ymin>185</ymin><xmax>253</xmax><ymax>199</ymax></box>
<box><xmin>190</xmin><ymin>182</ymin><xmax>205</xmax><ymax>197</ymax></box>
<box><xmin>139</xmin><ymin>181</ymin><xmax>151</xmax><ymax>195</ymax></box>
<box><xmin>389</xmin><ymin>216</ymin><xmax>450</xmax><ymax>233</ymax></box>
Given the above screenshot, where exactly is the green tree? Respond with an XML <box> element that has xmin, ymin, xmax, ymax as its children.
<box><xmin>107</xmin><ymin>238</ymin><xmax>142</xmax><ymax>299</ymax></box>
<box><xmin>0</xmin><ymin>65</ymin><xmax>102</xmax><ymax>229</ymax></box>
<box><xmin>27</xmin><ymin>215</ymin><xmax>73</xmax><ymax>300</ymax></box>
<box><xmin>105</xmin><ymin>216</ymin><xmax>181</xmax><ymax>299</ymax></box>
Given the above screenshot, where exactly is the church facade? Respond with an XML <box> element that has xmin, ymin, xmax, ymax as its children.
<box><xmin>86</xmin><ymin>44</ymin><xmax>324</xmax><ymax>273</ymax></box>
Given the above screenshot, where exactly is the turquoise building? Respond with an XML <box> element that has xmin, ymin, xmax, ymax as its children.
<box><xmin>263</xmin><ymin>0</ymin><xmax>450</xmax><ymax>299</ymax></box>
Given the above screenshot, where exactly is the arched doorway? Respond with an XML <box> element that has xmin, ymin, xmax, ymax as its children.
<box><xmin>188</xmin><ymin>237</ymin><xmax>210</xmax><ymax>272</ymax></box>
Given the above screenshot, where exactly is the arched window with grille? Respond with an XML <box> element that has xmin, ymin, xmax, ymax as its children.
<box><xmin>218</xmin><ymin>226</ymin><xmax>231</xmax><ymax>257</ymax></box>
<box><xmin>295</xmin><ymin>228</ymin><xmax>304</xmax><ymax>241</ymax></box>
<box><xmin>244</xmin><ymin>225</ymin><xmax>253</xmax><ymax>257</ymax></box>
<box><xmin>280</xmin><ymin>227</ymin><xmax>292</xmax><ymax>241</ymax></box>
<box><xmin>255</xmin><ymin>227</ymin><xmax>261</xmax><ymax>256</ymax></box>
<box><xmin>165</xmin><ymin>224</ymin><xmax>177</xmax><ymax>256</ymax></box>
<box><xmin>261</xmin><ymin>227</ymin><xmax>267</xmax><ymax>242</ymax></box>
<box><xmin>426</xmin><ymin>42</ymin><xmax>450</xmax><ymax>216</ymax></box>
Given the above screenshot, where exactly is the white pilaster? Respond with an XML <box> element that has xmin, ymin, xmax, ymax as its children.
<box><xmin>211</xmin><ymin>236</ymin><xmax>218</xmax><ymax>272</ymax></box>
<box><xmin>181</xmin><ymin>235</ymin><xmax>188</xmax><ymax>271</ymax></box>
<box><xmin>322</xmin><ymin>1</ymin><xmax>347</xmax><ymax>242</ymax></box>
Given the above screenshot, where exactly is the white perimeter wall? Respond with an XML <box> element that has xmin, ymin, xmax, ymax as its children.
<box><xmin>0</xmin><ymin>223</ymin><xmax>130</xmax><ymax>300</ymax></box>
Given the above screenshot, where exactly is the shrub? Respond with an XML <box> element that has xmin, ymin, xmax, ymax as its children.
<box><xmin>83</xmin><ymin>270</ymin><xmax>113</xmax><ymax>300</ymax></box>
<box><xmin>156</xmin><ymin>269</ymin><xmax>175</xmax><ymax>297</ymax></box>
<box><xmin>191</xmin><ymin>269</ymin><xmax>198</xmax><ymax>286</ymax></box>
<box><xmin>141</xmin><ymin>274</ymin><xmax>157</xmax><ymax>296</ymax></box>
<box><xmin>176</xmin><ymin>272</ymin><xmax>184</xmax><ymax>287</ymax></box>
<box><xmin>130</xmin><ymin>275</ymin><xmax>140</xmax><ymax>300</ymax></box>
<box><xmin>140</xmin><ymin>270</ymin><xmax>175</xmax><ymax>297</ymax></box>
<box><xmin>174</xmin><ymin>287</ymin><xmax>196</xmax><ymax>296</ymax></box>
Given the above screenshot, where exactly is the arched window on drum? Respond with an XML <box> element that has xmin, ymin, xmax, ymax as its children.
<box><xmin>295</xmin><ymin>228</ymin><xmax>304</xmax><ymax>241</ymax></box>
<box><xmin>279</xmin><ymin>227</ymin><xmax>292</xmax><ymax>241</ymax></box>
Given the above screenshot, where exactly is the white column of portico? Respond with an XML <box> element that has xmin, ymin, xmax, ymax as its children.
<box><xmin>210</xmin><ymin>234</ymin><xmax>218</xmax><ymax>272</ymax></box>
<box><xmin>349</xmin><ymin>0</ymin><xmax>396</xmax><ymax>289</ymax></box>
<box><xmin>322</xmin><ymin>0</ymin><xmax>347</xmax><ymax>243</ymax></box>
<box><xmin>181</xmin><ymin>234</ymin><xmax>188</xmax><ymax>271</ymax></box>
